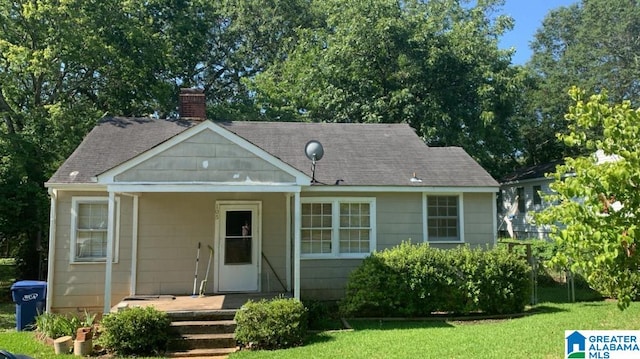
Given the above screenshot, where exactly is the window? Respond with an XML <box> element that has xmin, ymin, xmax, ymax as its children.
<box><xmin>301</xmin><ymin>198</ymin><xmax>376</xmax><ymax>258</ymax></box>
<box><xmin>517</xmin><ymin>187</ymin><xmax>526</xmax><ymax>214</ymax></box>
<box><xmin>301</xmin><ymin>203</ymin><xmax>333</xmax><ymax>255</ymax></box>
<box><xmin>533</xmin><ymin>185</ymin><xmax>542</xmax><ymax>206</ymax></box>
<box><xmin>71</xmin><ymin>197</ymin><xmax>119</xmax><ymax>263</ymax></box>
<box><xmin>426</xmin><ymin>195</ymin><xmax>460</xmax><ymax>242</ymax></box>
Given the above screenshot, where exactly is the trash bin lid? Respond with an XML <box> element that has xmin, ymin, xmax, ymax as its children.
<box><xmin>10</xmin><ymin>280</ymin><xmax>47</xmax><ymax>290</ymax></box>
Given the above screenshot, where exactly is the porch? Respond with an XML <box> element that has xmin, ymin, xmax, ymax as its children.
<box><xmin>111</xmin><ymin>292</ymin><xmax>291</xmax><ymax>314</ymax></box>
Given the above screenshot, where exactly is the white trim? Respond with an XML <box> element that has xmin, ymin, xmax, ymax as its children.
<box><xmin>97</xmin><ymin>121</ymin><xmax>311</xmax><ymax>185</ymax></box>
<box><xmin>70</xmin><ymin>196</ymin><xmax>120</xmax><ymax>263</ymax></box>
<box><xmin>300</xmin><ymin>197</ymin><xmax>377</xmax><ymax>259</ymax></box>
<box><xmin>304</xmin><ymin>185</ymin><xmax>498</xmax><ymax>193</ymax></box>
<box><xmin>501</xmin><ymin>177</ymin><xmax>554</xmax><ymax>186</ymax></box>
<box><xmin>46</xmin><ymin>189</ymin><xmax>57</xmax><ymax>313</ymax></box>
<box><xmin>492</xmin><ymin>192</ymin><xmax>497</xmax><ymax>247</ymax></box>
<box><xmin>45</xmin><ymin>183</ymin><xmax>106</xmax><ymax>191</ymax></box>
<box><xmin>107</xmin><ymin>183</ymin><xmax>302</xmax><ymax>193</ymax></box>
<box><xmin>424</xmin><ymin>193</ymin><xmax>465</xmax><ymax>244</ymax></box>
<box><xmin>294</xmin><ymin>192</ymin><xmax>301</xmax><ymax>300</ymax></box>
<box><xmin>285</xmin><ymin>193</ymin><xmax>292</xmax><ymax>292</ymax></box>
<box><xmin>104</xmin><ymin>191</ymin><xmax>116</xmax><ymax>313</ymax></box>
<box><xmin>130</xmin><ymin>195</ymin><xmax>139</xmax><ymax>295</ymax></box>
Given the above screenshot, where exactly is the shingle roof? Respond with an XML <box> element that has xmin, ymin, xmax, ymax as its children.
<box><xmin>48</xmin><ymin>118</ymin><xmax>498</xmax><ymax>188</ymax></box>
<box><xmin>499</xmin><ymin>160</ymin><xmax>564</xmax><ymax>183</ymax></box>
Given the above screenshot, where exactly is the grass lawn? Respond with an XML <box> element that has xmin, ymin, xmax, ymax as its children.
<box><xmin>0</xmin><ymin>257</ymin><xmax>637</xmax><ymax>359</ymax></box>
<box><xmin>230</xmin><ymin>285</ymin><xmax>637</xmax><ymax>359</ymax></box>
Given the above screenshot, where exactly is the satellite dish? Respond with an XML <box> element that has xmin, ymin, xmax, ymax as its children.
<box><xmin>305</xmin><ymin>140</ymin><xmax>324</xmax><ymax>161</ymax></box>
<box><xmin>304</xmin><ymin>140</ymin><xmax>324</xmax><ymax>183</ymax></box>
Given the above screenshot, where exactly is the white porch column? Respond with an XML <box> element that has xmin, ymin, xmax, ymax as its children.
<box><xmin>293</xmin><ymin>192</ymin><xmax>301</xmax><ymax>300</ymax></box>
<box><xmin>103</xmin><ymin>191</ymin><xmax>117</xmax><ymax>313</ymax></box>
<box><xmin>129</xmin><ymin>194</ymin><xmax>139</xmax><ymax>295</ymax></box>
<box><xmin>285</xmin><ymin>193</ymin><xmax>292</xmax><ymax>292</ymax></box>
<box><xmin>45</xmin><ymin>189</ymin><xmax>57</xmax><ymax>313</ymax></box>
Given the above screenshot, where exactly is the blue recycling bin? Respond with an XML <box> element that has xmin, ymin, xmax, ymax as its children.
<box><xmin>10</xmin><ymin>281</ymin><xmax>47</xmax><ymax>331</ymax></box>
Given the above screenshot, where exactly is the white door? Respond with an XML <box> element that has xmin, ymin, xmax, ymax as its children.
<box><xmin>216</xmin><ymin>202</ymin><xmax>261</xmax><ymax>292</ymax></box>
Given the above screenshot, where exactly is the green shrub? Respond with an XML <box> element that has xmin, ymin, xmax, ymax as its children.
<box><xmin>98</xmin><ymin>306</ymin><xmax>170</xmax><ymax>356</ymax></box>
<box><xmin>235</xmin><ymin>297</ymin><xmax>307</xmax><ymax>350</ymax></box>
<box><xmin>472</xmin><ymin>248</ymin><xmax>532</xmax><ymax>314</ymax></box>
<box><xmin>341</xmin><ymin>242</ymin><xmax>532</xmax><ymax>317</ymax></box>
<box><xmin>303</xmin><ymin>299</ymin><xmax>340</xmax><ymax>330</ymax></box>
<box><xmin>35</xmin><ymin>311</ymin><xmax>96</xmax><ymax>339</ymax></box>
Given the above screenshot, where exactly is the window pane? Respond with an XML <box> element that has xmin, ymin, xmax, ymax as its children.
<box><xmin>78</xmin><ymin>203</ymin><xmax>108</xmax><ymax>229</ymax></box>
<box><xmin>338</xmin><ymin>202</ymin><xmax>371</xmax><ymax>254</ymax></box>
<box><xmin>427</xmin><ymin>196</ymin><xmax>459</xmax><ymax>242</ymax></box>
<box><xmin>77</xmin><ymin>231</ymin><xmax>107</xmax><ymax>258</ymax></box>
<box><xmin>301</xmin><ymin>203</ymin><xmax>333</xmax><ymax>254</ymax></box>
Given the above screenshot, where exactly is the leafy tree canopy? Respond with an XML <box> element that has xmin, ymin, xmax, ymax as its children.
<box><xmin>537</xmin><ymin>87</ymin><xmax>640</xmax><ymax>309</ymax></box>
<box><xmin>250</xmin><ymin>0</ymin><xmax>525</xmax><ymax>177</ymax></box>
<box><xmin>520</xmin><ymin>0</ymin><xmax>640</xmax><ymax>166</ymax></box>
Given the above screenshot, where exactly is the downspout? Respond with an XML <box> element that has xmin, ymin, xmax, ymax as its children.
<box><xmin>45</xmin><ymin>188</ymin><xmax>57</xmax><ymax>313</ymax></box>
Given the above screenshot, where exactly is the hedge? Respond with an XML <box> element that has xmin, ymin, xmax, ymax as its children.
<box><xmin>340</xmin><ymin>242</ymin><xmax>531</xmax><ymax>317</ymax></box>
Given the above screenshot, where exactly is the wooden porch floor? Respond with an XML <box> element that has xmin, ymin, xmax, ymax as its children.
<box><xmin>111</xmin><ymin>292</ymin><xmax>291</xmax><ymax>313</ymax></box>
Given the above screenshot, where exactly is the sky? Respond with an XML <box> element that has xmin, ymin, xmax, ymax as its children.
<box><xmin>498</xmin><ymin>0</ymin><xmax>578</xmax><ymax>65</ymax></box>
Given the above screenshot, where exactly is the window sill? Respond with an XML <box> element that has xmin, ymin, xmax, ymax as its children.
<box><xmin>301</xmin><ymin>254</ymin><xmax>371</xmax><ymax>260</ymax></box>
<box><xmin>70</xmin><ymin>259</ymin><xmax>119</xmax><ymax>264</ymax></box>
<box><xmin>426</xmin><ymin>241</ymin><xmax>464</xmax><ymax>244</ymax></box>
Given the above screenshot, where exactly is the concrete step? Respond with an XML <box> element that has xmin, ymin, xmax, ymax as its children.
<box><xmin>171</xmin><ymin>320</ymin><xmax>236</xmax><ymax>335</ymax></box>
<box><xmin>168</xmin><ymin>310</ymin><xmax>237</xmax><ymax>322</ymax></box>
<box><xmin>165</xmin><ymin>347</ymin><xmax>237</xmax><ymax>358</ymax></box>
<box><xmin>169</xmin><ymin>333</ymin><xmax>236</xmax><ymax>350</ymax></box>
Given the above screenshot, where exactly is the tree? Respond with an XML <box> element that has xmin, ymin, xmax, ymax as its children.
<box><xmin>537</xmin><ymin>87</ymin><xmax>640</xmax><ymax>309</ymax></box>
<box><xmin>0</xmin><ymin>0</ymin><xmax>182</xmax><ymax>278</ymax></box>
<box><xmin>250</xmin><ymin>0</ymin><xmax>526</xmax><ymax>177</ymax></box>
<box><xmin>521</xmin><ymin>0</ymin><xmax>640</xmax><ymax>166</ymax></box>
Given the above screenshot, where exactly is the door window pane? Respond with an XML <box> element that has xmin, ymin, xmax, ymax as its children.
<box><xmin>225</xmin><ymin>210</ymin><xmax>252</xmax><ymax>265</ymax></box>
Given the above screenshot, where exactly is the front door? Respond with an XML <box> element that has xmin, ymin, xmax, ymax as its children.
<box><xmin>216</xmin><ymin>202</ymin><xmax>261</xmax><ymax>292</ymax></box>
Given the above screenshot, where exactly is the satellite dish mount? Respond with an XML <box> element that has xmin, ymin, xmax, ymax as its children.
<box><xmin>304</xmin><ymin>140</ymin><xmax>324</xmax><ymax>183</ymax></box>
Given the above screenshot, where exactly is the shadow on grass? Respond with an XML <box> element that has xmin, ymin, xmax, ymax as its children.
<box><xmin>0</xmin><ymin>302</ymin><xmax>16</xmax><ymax>331</ymax></box>
<box><xmin>537</xmin><ymin>285</ymin><xmax>603</xmax><ymax>304</ymax></box>
<box><xmin>306</xmin><ymin>331</ymin><xmax>338</xmax><ymax>345</ymax></box>
<box><xmin>348</xmin><ymin>319</ymin><xmax>454</xmax><ymax>331</ymax></box>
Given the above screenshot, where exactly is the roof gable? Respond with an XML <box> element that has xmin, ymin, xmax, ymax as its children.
<box><xmin>99</xmin><ymin>121</ymin><xmax>309</xmax><ymax>185</ymax></box>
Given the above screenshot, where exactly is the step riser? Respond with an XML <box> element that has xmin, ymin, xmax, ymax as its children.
<box><xmin>169</xmin><ymin>337</ymin><xmax>236</xmax><ymax>350</ymax></box>
<box><xmin>173</xmin><ymin>324</ymin><xmax>236</xmax><ymax>335</ymax></box>
<box><xmin>168</xmin><ymin>310</ymin><xmax>237</xmax><ymax>322</ymax></box>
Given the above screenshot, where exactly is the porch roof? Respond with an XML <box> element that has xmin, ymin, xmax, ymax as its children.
<box><xmin>47</xmin><ymin>118</ymin><xmax>498</xmax><ymax>188</ymax></box>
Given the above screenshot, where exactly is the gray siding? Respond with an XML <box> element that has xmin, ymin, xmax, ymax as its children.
<box><xmin>115</xmin><ymin>130</ymin><xmax>295</xmax><ymax>183</ymax></box>
<box><xmin>298</xmin><ymin>191</ymin><xmax>495</xmax><ymax>300</ymax></box>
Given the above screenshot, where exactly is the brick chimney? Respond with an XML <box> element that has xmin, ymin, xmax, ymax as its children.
<box><xmin>179</xmin><ymin>88</ymin><xmax>206</xmax><ymax>121</ymax></box>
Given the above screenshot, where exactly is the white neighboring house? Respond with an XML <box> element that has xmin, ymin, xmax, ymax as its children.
<box><xmin>497</xmin><ymin>161</ymin><xmax>563</xmax><ymax>240</ymax></box>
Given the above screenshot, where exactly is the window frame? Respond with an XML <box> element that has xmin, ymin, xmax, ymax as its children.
<box><xmin>533</xmin><ymin>185</ymin><xmax>542</xmax><ymax>206</ymax></box>
<box><xmin>517</xmin><ymin>187</ymin><xmax>526</xmax><ymax>214</ymax></box>
<box><xmin>70</xmin><ymin>196</ymin><xmax>120</xmax><ymax>264</ymax></box>
<box><xmin>424</xmin><ymin>193</ymin><xmax>464</xmax><ymax>243</ymax></box>
<box><xmin>300</xmin><ymin>197</ymin><xmax>376</xmax><ymax>259</ymax></box>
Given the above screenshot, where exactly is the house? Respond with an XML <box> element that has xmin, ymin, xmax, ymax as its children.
<box><xmin>45</xmin><ymin>89</ymin><xmax>499</xmax><ymax>314</ymax></box>
<box><xmin>497</xmin><ymin>161</ymin><xmax>561</xmax><ymax>240</ymax></box>
<box><xmin>499</xmin><ymin>150</ymin><xmax>624</xmax><ymax>240</ymax></box>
